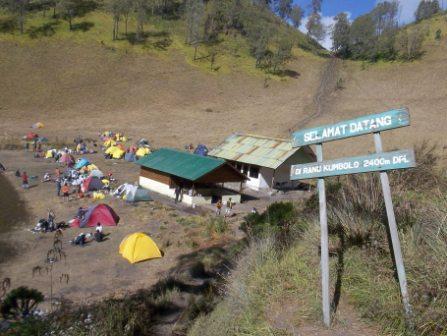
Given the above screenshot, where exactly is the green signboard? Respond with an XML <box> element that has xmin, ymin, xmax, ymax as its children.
<box><xmin>292</xmin><ymin>108</ymin><xmax>410</xmax><ymax>147</ymax></box>
<box><xmin>291</xmin><ymin>149</ymin><xmax>415</xmax><ymax>180</ymax></box>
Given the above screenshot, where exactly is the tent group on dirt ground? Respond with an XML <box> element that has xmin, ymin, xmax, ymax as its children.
<box><xmin>68</xmin><ymin>204</ymin><xmax>161</xmax><ymax>264</ymax></box>
<box><xmin>101</xmin><ymin>131</ymin><xmax>151</xmax><ymax>162</ymax></box>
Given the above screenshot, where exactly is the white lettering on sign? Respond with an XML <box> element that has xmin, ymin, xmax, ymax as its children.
<box><xmin>290</xmin><ymin>150</ymin><xmax>416</xmax><ymax>180</ymax></box>
<box><xmin>302</xmin><ymin>116</ymin><xmax>394</xmax><ymax>144</ymax></box>
<box><xmin>393</xmin><ymin>155</ymin><xmax>410</xmax><ymax>164</ymax></box>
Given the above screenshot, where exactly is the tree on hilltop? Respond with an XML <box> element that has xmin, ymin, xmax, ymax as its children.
<box><xmin>332</xmin><ymin>12</ymin><xmax>350</xmax><ymax>58</ymax></box>
<box><xmin>306</xmin><ymin>0</ymin><xmax>325</xmax><ymax>41</ymax></box>
<box><xmin>415</xmin><ymin>0</ymin><xmax>441</xmax><ymax>22</ymax></box>
<box><xmin>289</xmin><ymin>4</ymin><xmax>304</xmax><ymax>29</ymax></box>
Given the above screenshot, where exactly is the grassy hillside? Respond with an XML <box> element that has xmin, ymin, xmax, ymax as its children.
<box><xmin>1</xmin><ymin>9</ymin><xmax>446</xmax><ymax>158</ymax></box>
<box><xmin>0</xmin><ymin>7</ymin><xmax>324</xmax><ymax>75</ymax></box>
<box><xmin>188</xmin><ymin>146</ymin><xmax>447</xmax><ymax>336</ymax></box>
<box><xmin>0</xmin><ymin>7</ymin><xmax>329</xmax><ymax>149</ymax></box>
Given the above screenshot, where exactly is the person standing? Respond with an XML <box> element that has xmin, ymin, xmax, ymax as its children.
<box><xmin>174</xmin><ymin>185</ymin><xmax>181</xmax><ymax>204</ymax></box>
<box><xmin>225</xmin><ymin>198</ymin><xmax>233</xmax><ymax>218</ymax></box>
<box><xmin>21</xmin><ymin>171</ymin><xmax>29</xmax><ymax>189</ymax></box>
<box><xmin>55</xmin><ymin>178</ymin><xmax>61</xmax><ymax>197</ymax></box>
<box><xmin>216</xmin><ymin>200</ymin><xmax>222</xmax><ymax>216</ymax></box>
<box><xmin>61</xmin><ymin>183</ymin><xmax>70</xmax><ymax>201</ymax></box>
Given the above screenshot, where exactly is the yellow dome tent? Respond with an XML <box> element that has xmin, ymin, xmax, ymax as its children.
<box><xmin>119</xmin><ymin>233</ymin><xmax>162</xmax><ymax>264</ymax></box>
<box><xmin>136</xmin><ymin>147</ymin><xmax>150</xmax><ymax>157</ymax></box>
<box><xmin>105</xmin><ymin>146</ymin><xmax>125</xmax><ymax>159</ymax></box>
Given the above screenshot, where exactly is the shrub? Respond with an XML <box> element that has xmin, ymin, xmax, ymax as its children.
<box><xmin>305</xmin><ymin>142</ymin><xmax>445</xmax><ymax>250</ymax></box>
<box><xmin>3</xmin><ymin>317</ymin><xmax>50</xmax><ymax>336</ymax></box>
<box><xmin>395</xmin><ymin>26</ymin><xmax>425</xmax><ymax>60</ymax></box>
<box><xmin>1</xmin><ymin>287</ymin><xmax>44</xmax><ymax>320</ymax></box>
<box><xmin>206</xmin><ymin>217</ymin><xmax>228</xmax><ymax>237</ymax></box>
<box><xmin>240</xmin><ymin>202</ymin><xmax>307</xmax><ymax>245</ymax></box>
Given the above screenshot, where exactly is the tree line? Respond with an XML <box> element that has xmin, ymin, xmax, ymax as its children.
<box><xmin>332</xmin><ymin>0</ymin><xmax>443</xmax><ymax>61</ymax></box>
<box><xmin>0</xmin><ymin>0</ymin><xmax>327</xmax><ymax>75</ymax></box>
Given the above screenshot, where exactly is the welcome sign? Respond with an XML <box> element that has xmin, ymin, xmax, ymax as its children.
<box><xmin>292</xmin><ymin>108</ymin><xmax>410</xmax><ymax>146</ymax></box>
<box><xmin>290</xmin><ymin>108</ymin><xmax>414</xmax><ymax>327</ymax></box>
<box><xmin>291</xmin><ymin>149</ymin><xmax>415</xmax><ymax>180</ymax></box>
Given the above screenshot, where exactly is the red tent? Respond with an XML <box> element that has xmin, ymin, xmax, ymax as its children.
<box><xmin>25</xmin><ymin>132</ymin><xmax>38</xmax><ymax>141</ymax></box>
<box><xmin>71</xmin><ymin>204</ymin><xmax>119</xmax><ymax>228</ymax></box>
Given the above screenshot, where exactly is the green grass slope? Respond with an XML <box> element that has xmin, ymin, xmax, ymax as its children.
<box><xmin>0</xmin><ymin>8</ymin><xmax>328</xmax><ymax>148</ymax></box>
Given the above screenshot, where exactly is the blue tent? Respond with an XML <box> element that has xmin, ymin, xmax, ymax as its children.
<box><xmin>194</xmin><ymin>144</ymin><xmax>208</xmax><ymax>156</ymax></box>
<box><xmin>124</xmin><ymin>152</ymin><xmax>136</xmax><ymax>162</ymax></box>
<box><xmin>75</xmin><ymin>158</ymin><xmax>90</xmax><ymax>170</ymax></box>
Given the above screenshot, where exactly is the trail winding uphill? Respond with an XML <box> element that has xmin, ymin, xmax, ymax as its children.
<box><xmin>290</xmin><ymin>57</ymin><xmax>341</xmax><ymax>132</ymax></box>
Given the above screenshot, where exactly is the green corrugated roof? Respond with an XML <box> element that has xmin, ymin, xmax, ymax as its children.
<box><xmin>209</xmin><ymin>134</ymin><xmax>300</xmax><ymax>169</ymax></box>
<box><xmin>137</xmin><ymin>148</ymin><xmax>225</xmax><ymax>181</ymax></box>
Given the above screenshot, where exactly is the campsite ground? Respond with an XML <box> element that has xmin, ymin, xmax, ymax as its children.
<box><xmin>0</xmin><ymin>149</ymin><xmax>309</xmax><ymax>309</ymax></box>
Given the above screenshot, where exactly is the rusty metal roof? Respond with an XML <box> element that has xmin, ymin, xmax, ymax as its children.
<box><xmin>209</xmin><ymin>134</ymin><xmax>302</xmax><ymax>170</ymax></box>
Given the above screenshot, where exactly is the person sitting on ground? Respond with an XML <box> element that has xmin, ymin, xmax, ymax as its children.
<box><xmin>73</xmin><ymin>233</ymin><xmax>86</xmax><ymax>246</ymax></box>
<box><xmin>0</xmin><ymin>162</ymin><xmax>5</xmax><ymax>172</ymax></box>
<box><xmin>61</xmin><ymin>183</ymin><xmax>70</xmax><ymax>201</ymax></box>
<box><xmin>94</xmin><ymin>228</ymin><xmax>104</xmax><ymax>242</ymax></box>
<box><xmin>76</xmin><ymin>207</ymin><xmax>86</xmax><ymax>220</ymax></box>
<box><xmin>21</xmin><ymin>171</ymin><xmax>29</xmax><ymax>189</ymax></box>
<box><xmin>96</xmin><ymin>222</ymin><xmax>103</xmax><ymax>234</ymax></box>
<box><xmin>15</xmin><ymin>169</ymin><xmax>20</xmax><ymax>177</ymax></box>
<box><xmin>42</xmin><ymin>172</ymin><xmax>51</xmax><ymax>183</ymax></box>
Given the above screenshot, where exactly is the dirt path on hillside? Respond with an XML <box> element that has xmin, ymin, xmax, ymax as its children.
<box><xmin>291</xmin><ymin>57</ymin><xmax>340</xmax><ymax>131</ymax></box>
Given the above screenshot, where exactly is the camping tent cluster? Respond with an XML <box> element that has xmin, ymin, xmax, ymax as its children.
<box><xmin>47</xmin><ymin>154</ymin><xmax>112</xmax><ymax>197</ymax></box>
<box><xmin>101</xmin><ymin>131</ymin><xmax>151</xmax><ymax>162</ymax></box>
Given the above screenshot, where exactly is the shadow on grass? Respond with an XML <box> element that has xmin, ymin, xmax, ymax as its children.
<box><xmin>124</xmin><ymin>31</ymin><xmax>172</xmax><ymax>50</ymax></box>
<box><xmin>271</xmin><ymin>69</ymin><xmax>301</xmax><ymax>79</ymax></box>
<box><xmin>27</xmin><ymin>21</ymin><xmax>60</xmax><ymax>39</ymax></box>
<box><xmin>151</xmin><ymin>38</ymin><xmax>173</xmax><ymax>50</ymax></box>
<box><xmin>71</xmin><ymin>21</ymin><xmax>94</xmax><ymax>32</ymax></box>
<box><xmin>0</xmin><ymin>17</ymin><xmax>16</xmax><ymax>33</ymax></box>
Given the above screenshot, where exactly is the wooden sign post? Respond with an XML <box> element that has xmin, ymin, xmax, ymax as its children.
<box><xmin>291</xmin><ymin>108</ymin><xmax>414</xmax><ymax>327</ymax></box>
<box><xmin>373</xmin><ymin>132</ymin><xmax>413</xmax><ymax>318</ymax></box>
<box><xmin>316</xmin><ymin>143</ymin><xmax>330</xmax><ymax>327</ymax></box>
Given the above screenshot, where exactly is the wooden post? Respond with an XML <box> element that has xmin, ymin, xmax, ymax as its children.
<box><xmin>316</xmin><ymin>144</ymin><xmax>330</xmax><ymax>327</ymax></box>
<box><xmin>373</xmin><ymin>132</ymin><xmax>412</xmax><ymax>320</ymax></box>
